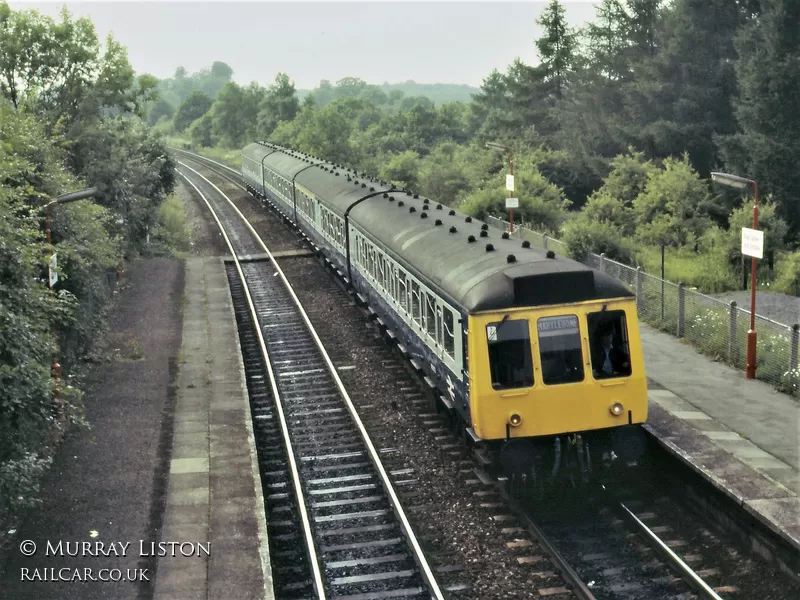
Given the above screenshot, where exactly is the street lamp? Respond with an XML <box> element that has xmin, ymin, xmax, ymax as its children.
<box><xmin>40</xmin><ymin>188</ymin><xmax>97</xmax><ymax>419</ymax></box>
<box><xmin>711</xmin><ymin>171</ymin><xmax>759</xmax><ymax>379</ymax></box>
<box><xmin>485</xmin><ymin>142</ymin><xmax>515</xmax><ymax>233</ymax></box>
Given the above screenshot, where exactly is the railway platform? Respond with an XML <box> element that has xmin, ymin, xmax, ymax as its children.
<box><xmin>153</xmin><ymin>256</ymin><xmax>273</xmax><ymax>600</ymax></box>
<box><xmin>640</xmin><ymin>323</ymin><xmax>799</xmax><ymax>555</ymax></box>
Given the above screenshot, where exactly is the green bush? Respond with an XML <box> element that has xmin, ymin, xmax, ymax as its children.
<box><xmin>772</xmin><ymin>251</ymin><xmax>800</xmax><ymax>296</ymax></box>
<box><xmin>460</xmin><ymin>169</ymin><xmax>569</xmax><ymax>234</ymax></box>
<box><xmin>561</xmin><ymin>218</ymin><xmax>636</xmax><ymax>264</ymax></box>
<box><xmin>0</xmin><ymin>453</ymin><xmax>53</xmax><ymax>525</ymax></box>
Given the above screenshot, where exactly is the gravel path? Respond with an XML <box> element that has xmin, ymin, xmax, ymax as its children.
<box><xmin>710</xmin><ymin>290</ymin><xmax>800</xmax><ymax>326</ymax></box>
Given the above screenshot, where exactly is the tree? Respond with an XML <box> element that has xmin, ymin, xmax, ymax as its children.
<box><xmin>210</xmin><ymin>82</ymin><xmax>255</xmax><ymax>147</ymax></box>
<box><xmin>624</xmin><ymin>0</ymin><xmax>744</xmax><ymax>176</ymax></box>
<box><xmin>380</xmin><ymin>151</ymin><xmax>420</xmax><ymax>190</ymax></box>
<box><xmin>210</xmin><ymin>61</ymin><xmax>233</xmax><ymax>80</ymax></box>
<box><xmin>535</xmin><ymin>0</ymin><xmax>578</xmax><ymax>100</ymax></box>
<box><xmin>190</xmin><ymin>113</ymin><xmax>214</xmax><ymax>147</ymax></box>
<box><xmin>147</xmin><ymin>97</ymin><xmax>175</xmax><ymax>126</ymax></box>
<box><xmin>632</xmin><ymin>154</ymin><xmax>712</xmax><ymax>247</ymax></box>
<box><xmin>717</xmin><ymin>0</ymin><xmax>800</xmax><ymax>236</ymax></box>
<box><xmin>258</xmin><ymin>73</ymin><xmax>299</xmax><ymax>137</ymax></box>
<box><xmin>173</xmin><ymin>90</ymin><xmax>212</xmax><ymax>132</ymax></box>
<box><xmin>584</xmin><ymin>0</ymin><xmax>634</xmax><ymax>82</ymax></box>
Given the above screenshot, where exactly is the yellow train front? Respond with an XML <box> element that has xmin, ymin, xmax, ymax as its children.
<box><xmin>463</xmin><ymin>264</ymin><xmax>648</xmax><ymax>483</ymax></box>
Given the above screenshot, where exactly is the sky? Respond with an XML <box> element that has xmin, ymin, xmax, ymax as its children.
<box><xmin>8</xmin><ymin>1</ymin><xmax>601</xmax><ymax>89</ymax></box>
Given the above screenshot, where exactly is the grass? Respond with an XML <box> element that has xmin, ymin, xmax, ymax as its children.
<box><xmin>150</xmin><ymin>193</ymin><xmax>191</xmax><ymax>256</ymax></box>
<box><xmin>636</xmin><ymin>245</ymin><xmax>739</xmax><ymax>292</ymax></box>
<box><xmin>165</xmin><ymin>135</ymin><xmax>240</xmax><ymax>170</ymax></box>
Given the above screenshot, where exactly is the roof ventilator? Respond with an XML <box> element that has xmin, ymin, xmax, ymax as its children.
<box><xmin>546</xmin><ymin>250</ymin><xmax>556</xmax><ymax>259</ymax></box>
<box><xmin>522</xmin><ymin>240</ymin><xmax>531</xmax><ymax>248</ymax></box>
<box><xmin>480</xmin><ymin>230</ymin><xmax>488</xmax><ymax>238</ymax></box>
<box><xmin>468</xmin><ymin>235</ymin><xmax>476</xmax><ymax>243</ymax></box>
<box><xmin>449</xmin><ymin>226</ymin><xmax>457</xmax><ymax>233</ymax></box>
<box><xmin>502</xmin><ymin>232</ymin><xmax>510</xmax><ymax>239</ymax></box>
<box><xmin>507</xmin><ymin>254</ymin><xmax>516</xmax><ymax>263</ymax></box>
<box><xmin>486</xmin><ymin>244</ymin><xmax>495</xmax><ymax>252</ymax></box>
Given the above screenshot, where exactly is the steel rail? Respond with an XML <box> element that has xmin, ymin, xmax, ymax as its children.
<box><xmin>177</xmin><ymin>160</ymin><xmax>446</xmax><ymax>600</ymax></box>
<box><xmin>177</xmin><ymin>168</ymin><xmax>328</xmax><ymax>600</ymax></box>
<box><xmin>171</xmin><ymin>146</ymin><xmax>243</xmax><ymax>177</ymax></box>
<box><xmin>619</xmin><ymin>501</ymin><xmax>724</xmax><ymax>600</ymax></box>
<box><xmin>496</xmin><ymin>484</ymin><xmax>597</xmax><ymax>600</ymax></box>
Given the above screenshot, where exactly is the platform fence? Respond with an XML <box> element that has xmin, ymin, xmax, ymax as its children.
<box><xmin>485</xmin><ymin>215</ymin><xmax>800</xmax><ymax>397</ymax></box>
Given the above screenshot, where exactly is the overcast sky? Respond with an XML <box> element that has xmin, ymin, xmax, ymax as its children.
<box><xmin>9</xmin><ymin>1</ymin><xmax>601</xmax><ymax>89</ymax></box>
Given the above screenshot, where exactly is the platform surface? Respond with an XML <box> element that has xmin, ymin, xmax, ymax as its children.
<box><xmin>639</xmin><ymin>323</ymin><xmax>799</xmax><ymax>552</ymax></box>
<box><xmin>154</xmin><ymin>257</ymin><xmax>273</xmax><ymax>600</ymax></box>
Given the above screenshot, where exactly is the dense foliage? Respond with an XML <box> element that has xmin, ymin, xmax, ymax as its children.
<box><xmin>166</xmin><ymin>0</ymin><xmax>799</xmax><ymax>297</ymax></box>
<box><xmin>0</xmin><ymin>3</ymin><xmax>176</xmax><ymax>527</ymax></box>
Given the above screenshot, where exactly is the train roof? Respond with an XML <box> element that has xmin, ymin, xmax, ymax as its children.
<box><xmin>243</xmin><ymin>142</ymin><xmax>634</xmax><ymax>313</ymax></box>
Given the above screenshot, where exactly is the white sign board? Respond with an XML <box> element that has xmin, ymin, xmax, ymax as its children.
<box><xmin>505</xmin><ymin>197</ymin><xmax>519</xmax><ymax>209</ymax></box>
<box><xmin>506</xmin><ymin>174</ymin><xmax>514</xmax><ymax>192</ymax></box>
<box><xmin>49</xmin><ymin>253</ymin><xmax>58</xmax><ymax>287</ymax></box>
<box><xmin>741</xmin><ymin>227</ymin><xmax>764</xmax><ymax>259</ymax></box>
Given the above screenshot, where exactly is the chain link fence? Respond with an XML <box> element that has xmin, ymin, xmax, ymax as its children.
<box><xmin>486</xmin><ymin>216</ymin><xmax>800</xmax><ymax>397</ymax></box>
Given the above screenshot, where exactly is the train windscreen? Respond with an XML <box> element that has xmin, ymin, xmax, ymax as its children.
<box><xmin>486</xmin><ymin>319</ymin><xmax>534</xmax><ymax>390</ymax></box>
<box><xmin>588</xmin><ymin>310</ymin><xmax>632</xmax><ymax>379</ymax></box>
<box><xmin>537</xmin><ymin>315</ymin><xmax>585</xmax><ymax>385</ymax></box>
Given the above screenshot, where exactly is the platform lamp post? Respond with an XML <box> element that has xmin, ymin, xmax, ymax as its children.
<box><xmin>485</xmin><ymin>141</ymin><xmax>515</xmax><ymax>233</ymax></box>
<box><xmin>711</xmin><ymin>172</ymin><xmax>760</xmax><ymax>379</ymax></box>
<box><xmin>41</xmin><ymin>188</ymin><xmax>98</xmax><ymax>418</ymax></box>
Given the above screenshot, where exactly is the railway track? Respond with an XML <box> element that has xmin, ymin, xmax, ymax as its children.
<box><xmin>173</xmin><ymin>148</ymin><xmax>799</xmax><ymax>600</ymax></box>
<box><xmin>177</xmin><ymin>162</ymin><xmax>451</xmax><ymax>599</ymax></box>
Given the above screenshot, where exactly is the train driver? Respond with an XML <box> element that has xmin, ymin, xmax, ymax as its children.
<box><xmin>591</xmin><ymin>324</ymin><xmax>630</xmax><ymax>378</ymax></box>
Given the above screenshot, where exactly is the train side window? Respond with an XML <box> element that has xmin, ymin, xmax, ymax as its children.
<box><xmin>588</xmin><ymin>310</ymin><xmax>632</xmax><ymax>379</ymax></box>
<box><xmin>436</xmin><ymin>306</ymin><xmax>443</xmax><ymax>347</ymax></box>
<box><xmin>425</xmin><ymin>293</ymin><xmax>437</xmax><ymax>339</ymax></box>
<box><xmin>443</xmin><ymin>308</ymin><xmax>455</xmax><ymax>359</ymax></box>
<box><xmin>537</xmin><ymin>315</ymin><xmax>584</xmax><ymax>385</ymax></box>
<box><xmin>397</xmin><ymin>271</ymin><xmax>407</xmax><ymax>313</ymax></box>
<box><xmin>486</xmin><ymin>319</ymin><xmax>534</xmax><ymax>389</ymax></box>
<box><xmin>411</xmin><ymin>281</ymin><xmax>422</xmax><ymax>326</ymax></box>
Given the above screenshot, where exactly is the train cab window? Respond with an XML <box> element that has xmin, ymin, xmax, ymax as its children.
<box><xmin>425</xmin><ymin>293</ymin><xmax>437</xmax><ymax>339</ymax></box>
<box><xmin>443</xmin><ymin>308</ymin><xmax>455</xmax><ymax>359</ymax></box>
<box><xmin>588</xmin><ymin>310</ymin><xmax>632</xmax><ymax>379</ymax></box>
<box><xmin>537</xmin><ymin>315</ymin><xmax>584</xmax><ymax>385</ymax></box>
<box><xmin>411</xmin><ymin>281</ymin><xmax>422</xmax><ymax>325</ymax></box>
<box><xmin>486</xmin><ymin>319</ymin><xmax>534</xmax><ymax>389</ymax></box>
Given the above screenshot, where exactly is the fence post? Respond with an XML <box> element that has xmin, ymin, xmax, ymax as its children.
<box><xmin>728</xmin><ymin>301</ymin><xmax>738</xmax><ymax>365</ymax></box>
<box><xmin>677</xmin><ymin>282</ymin><xmax>685</xmax><ymax>338</ymax></box>
<box><xmin>543</xmin><ymin>234</ymin><xmax>548</xmax><ymax>252</ymax></box>
<box><xmin>791</xmin><ymin>324</ymin><xmax>799</xmax><ymax>374</ymax></box>
<box><xmin>635</xmin><ymin>267</ymin><xmax>643</xmax><ymax>315</ymax></box>
<box><xmin>599</xmin><ymin>253</ymin><xmax>606</xmax><ymax>273</ymax></box>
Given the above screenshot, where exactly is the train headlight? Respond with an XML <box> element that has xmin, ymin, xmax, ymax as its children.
<box><xmin>610</xmin><ymin>402</ymin><xmax>624</xmax><ymax>417</ymax></box>
<box><xmin>509</xmin><ymin>413</ymin><xmax>522</xmax><ymax>427</ymax></box>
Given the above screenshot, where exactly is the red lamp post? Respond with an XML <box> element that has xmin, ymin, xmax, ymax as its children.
<box><xmin>711</xmin><ymin>172</ymin><xmax>759</xmax><ymax>379</ymax></box>
<box><xmin>486</xmin><ymin>142</ymin><xmax>515</xmax><ymax>233</ymax></box>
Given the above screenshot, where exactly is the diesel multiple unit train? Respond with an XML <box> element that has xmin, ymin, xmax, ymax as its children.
<box><xmin>241</xmin><ymin>141</ymin><xmax>648</xmax><ymax>481</ymax></box>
